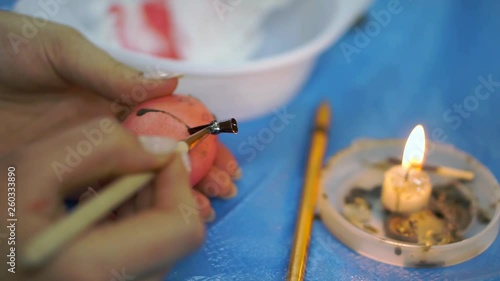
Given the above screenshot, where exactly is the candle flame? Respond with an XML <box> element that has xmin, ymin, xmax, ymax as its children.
<box><xmin>402</xmin><ymin>124</ymin><xmax>426</xmax><ymax>170</ymax></box>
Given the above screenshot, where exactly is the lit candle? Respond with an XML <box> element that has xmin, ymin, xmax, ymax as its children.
<box><xmin>381</xmin><ymin>125</ymin><xmax>432</xmax><ymax>214</ymax></box>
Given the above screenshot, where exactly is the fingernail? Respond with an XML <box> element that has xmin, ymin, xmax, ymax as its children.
<box><xmin>205</xmin><ymin>209</ymin><xmax>216</xmax><ymax>222</ymax></box>
<box><xmin>142</xmin><ymin>71</ymin><xmax>184</xmax><ymax>80</ymax></box>
<box><xmin>176</xmin><ymin>142</ymin><xmax>191</xmax><ymax>172</ymax></box>
<box><xmin>138</xmin><ymin>136</ymin><xmax>177</xmax><ymax>154</ymax></box>
<box><xmin>232</xmin><ymin>168</ymin><xmax>242</xmax><ymax>180</ymax></box>
<box><xmin>226</xmin><ymin>161</ymin><xmax>242</xmax><ymax>180</ymax></box>
<box><xmin>222</xmin><ymin>183</ymin><xmax>238</xmax><ymax>199</ymax></box>
<box><xmin>181</xmin><ymin>153</ymin><xmax>191</xmax><ymax>172</ymax></box>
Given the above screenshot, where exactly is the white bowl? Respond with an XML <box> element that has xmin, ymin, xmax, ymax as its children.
<box><xmin>16</xmin><ymin>0</ymin><xmax>372</xmax><ymax>120</ymax></box>
<box><xmin>103</xmin><ymin>0</ymin><xmax>372</xmax><ymax>120</ymax></box>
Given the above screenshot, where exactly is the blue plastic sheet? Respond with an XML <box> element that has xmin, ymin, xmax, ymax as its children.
<box><xmin>169</xmin><ymin>1</ymin><xmax>500</xmax><ymax>280</ymax></box>
<box><xmin>2</xmin><ymin>0</ymin><xmax>499</xmax><ymax>280</ymax></box>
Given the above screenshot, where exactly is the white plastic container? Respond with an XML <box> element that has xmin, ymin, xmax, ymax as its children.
<box><xmin>15</xmin><ymin>0</ymin><xmax>372</xmax><ymax>120</ymax></box>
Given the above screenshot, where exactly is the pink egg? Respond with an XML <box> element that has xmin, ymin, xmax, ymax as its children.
<box><xmin>123</xmin><ymin>94</ymin><xmax>217</xmax><ymax>185</ymax></box>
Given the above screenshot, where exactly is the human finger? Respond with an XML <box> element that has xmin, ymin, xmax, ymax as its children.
<box><xmin>0</xmin><ymin>12</ymin><xmax>179</xmax><ymax>109</ymax></box>
<box><xmin>195</xmin><ymin>166</ymin><xmax>237</xmax><ymax>199</ymax></box>
<box><xmin>45</xmin><ymin>153</ymin><xmax>204</xmax><ymax>280</ymax></box>
<box><xmin>16</xmin><ymin>117</ymin><xmax>177</xmax><ymax>197</ymax></box>
<box><xmin>45</xmin><ymin>26</ymin><xmax>179</xmax><ymax>106</ymax></box>
<box><xmin>135</xmin><ymin>184</ymin><xmax>154</xmax><ymax>212</ymax></box>
<box><xmin>192</xmin><ymin>190</ymin><xmax>216</xmax><ymax>222</ymax></box>
<box><xmin>213</xmin><ymin>141</ymin><xmax>242</xmax><ymax>180</ymax></box>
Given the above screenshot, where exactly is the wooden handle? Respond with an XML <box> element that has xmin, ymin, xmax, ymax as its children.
<box><xmin>22</xmin><ymin>173</ymin><xmax>154</xmax><ymax>269</ymax></box>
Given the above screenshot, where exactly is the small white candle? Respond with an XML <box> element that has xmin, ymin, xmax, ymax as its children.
<box><xmin>381</xmin><ymin>125</ymin><xmax>432</xmax><ymax>214</ymax></box>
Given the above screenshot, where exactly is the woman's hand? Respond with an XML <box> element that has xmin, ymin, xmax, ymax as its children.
<box><xmin>0</xmin><ymin>118</ymin><xmax>204</xmax><ymax>281</ymax></box>
<box><xmin>0</xmin><ymin>11</ymin><xmax>241</xmax><ymax>221</ymax></box>
<box><xmin>0</xmin><ymin>11</ymin><xmax>179</xmax><ymax>154</ymax></box>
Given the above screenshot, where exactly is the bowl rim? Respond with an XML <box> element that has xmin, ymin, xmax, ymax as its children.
<box><xmin>100</xmin><ymin>0</ymin><xmax>372</xmax><ymax>76</ymax></box>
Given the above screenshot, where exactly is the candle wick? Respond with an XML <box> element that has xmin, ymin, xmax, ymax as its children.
<box><xmin>404</xmin><ymin>167</ymin><xmax>411</xmax><ymax>182</ymax></box>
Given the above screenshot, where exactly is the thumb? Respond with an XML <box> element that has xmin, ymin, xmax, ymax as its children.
<box><xmin>44</xmin><ymin>24</ymin><xmax>180</xmax><ymax>105</ymax></box>
<box><xmin>15</xmin><ymin>117</ymin><xmax>177</xmax><ymax>197</ymax></box>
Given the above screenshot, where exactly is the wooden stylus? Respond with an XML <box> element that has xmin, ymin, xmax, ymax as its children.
<box><xmin>21</xmin><ymin>126</ymin><xmax>216</xmax><ymax>270</ymax></box>
<box><xmin>287</xmin><ymin>102</ymin><xmax>331</xmax><ymax>281</ymax></box>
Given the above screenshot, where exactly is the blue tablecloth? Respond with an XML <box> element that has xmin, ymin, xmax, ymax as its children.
<box><xmin>3</xmin><ymin>0</ymin><xmax>499</xmax><ymax>280</ymax></box>
<box><xmin>168</xmin><ymin>1</ymin><xmax>500</xmax><ymax>280</ymax></box>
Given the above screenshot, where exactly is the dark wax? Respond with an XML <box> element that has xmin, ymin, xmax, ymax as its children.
<box><xmin>136</xmin><ymin>108</ymin><xmax>189</xmax><ymax>130</ymax></box>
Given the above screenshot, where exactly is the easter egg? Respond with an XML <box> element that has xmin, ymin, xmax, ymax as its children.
<box><xmin>123</xmin><ymin>94</ymin><xmax>217</xmax><ymax>185</ymax></box>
